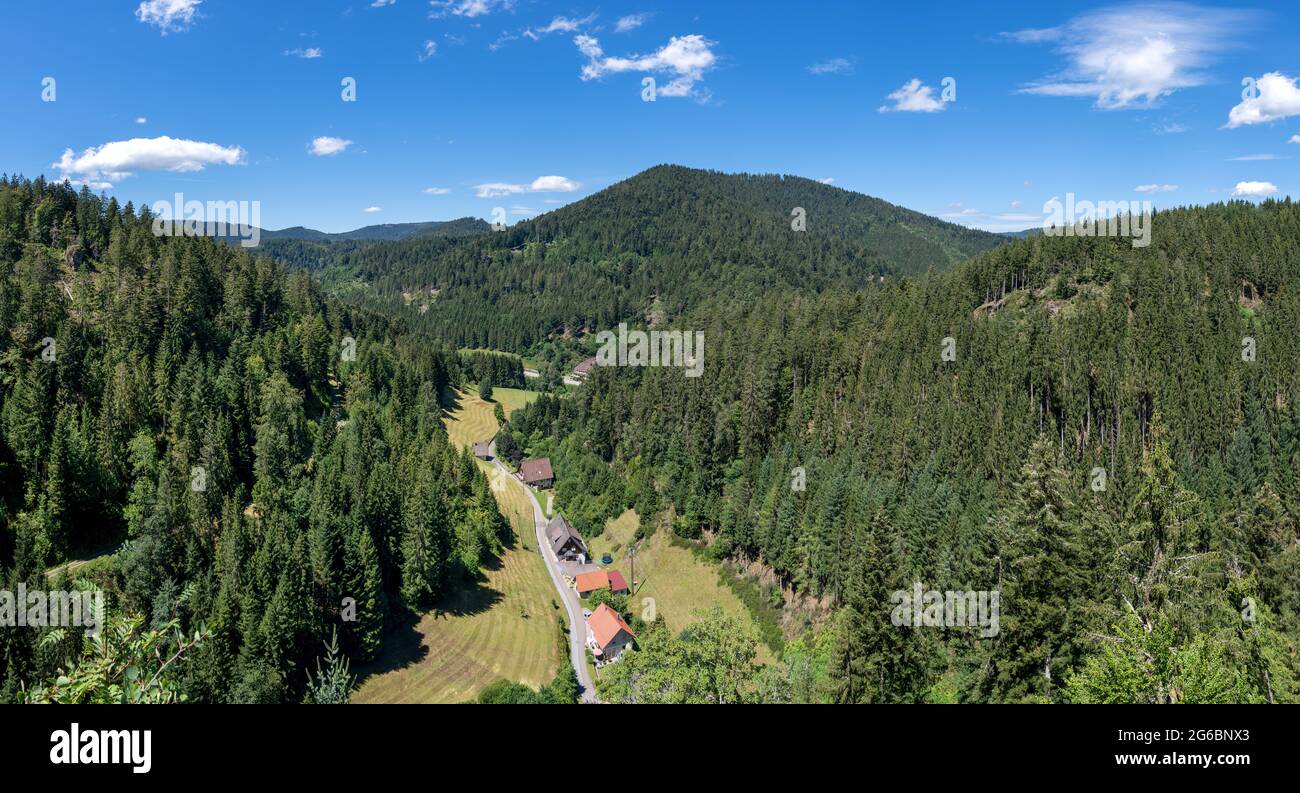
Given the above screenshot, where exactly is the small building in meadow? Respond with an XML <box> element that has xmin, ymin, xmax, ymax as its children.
<box><xmin>472</xmin><ymin>441</ymin><xmax>492</xmax><ymax>460</ymax></box>
<box><xmin>586</xmin><ymin>603</ymin><xmax>635</xmax><ymax>663</ymax></box>
<box><xmin>517</xmin><ymin>457</ymin><xmax>554</xmax><ymax>488</ymax></box>
<box><xmin>547</xmin><ymin>514</ymin><xmax>587</xmax><ymax>563</ymax></box>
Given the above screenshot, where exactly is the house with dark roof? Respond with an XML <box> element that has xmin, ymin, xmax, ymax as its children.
<box><xmin>572</xmin><ymin>356</ymin><xmax>597</xmax><ymax>379</ymax></box>
<box><xmin>586</xmin><ymin>603</ymin><xmax>635</xmax><ymax>663</ymax></box>
<box><xmin>547</xmin><ymin>513</ymin><xmax>587</xmax><ymax>562</ymax></box>
<box><xmin>517</xmin><ymin>457</ymin><xmax>554</xmax><ymax>488</ymax></box>
<box><xmin>575</xmin><ymin>569</ymin><xmax>630</xmax><ymax>597</ymax></box>
<box><xmin>472</xmin><ymin>441</ymin><xmax>492</xmax><ymax>460</ymax></box>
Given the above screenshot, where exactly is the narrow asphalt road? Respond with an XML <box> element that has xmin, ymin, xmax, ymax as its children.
<box><xmin>489</xmin><ymin>443</ymin><xmax>598</xmax><ymax>703</ymax></box>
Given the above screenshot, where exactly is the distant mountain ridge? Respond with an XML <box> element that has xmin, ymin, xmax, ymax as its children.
<box><xmin>199</xmin><ymin>216</ymin><xmax>491</xmax><ymax>245</ymax></box>
<box><xmin>257</xmin><ymin>217</ymin><xmax>491</xmax><ymax>242</ymax></box>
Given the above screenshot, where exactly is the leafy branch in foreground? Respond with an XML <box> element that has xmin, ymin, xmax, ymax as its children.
<box><xmin>21</xmin><ymin>614</ymin><xmax>207</xmax><ymax>704</ymax></box>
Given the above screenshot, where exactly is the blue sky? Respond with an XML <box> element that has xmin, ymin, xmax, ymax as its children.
<box><xmin>3</xmin><ymin>0</ymin><xmax>1299</xmax><ymax>232</ymax></box>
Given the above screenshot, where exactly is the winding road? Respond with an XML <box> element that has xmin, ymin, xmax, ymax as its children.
<box><xmin>489</xmin><ymin>443</ymin><xmax>597</xmax><ymax>703</ymax></box>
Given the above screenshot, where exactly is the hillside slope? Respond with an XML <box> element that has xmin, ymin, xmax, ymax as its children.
<box><xmin>506</xmin><ymin>197</ymin><xmax>1300</xmax><ymax>703</ymax></box>
<box><xmin>267</xmin><ymin>165</ymin><xmax>1003</xmax><ymax>351</ymax></box>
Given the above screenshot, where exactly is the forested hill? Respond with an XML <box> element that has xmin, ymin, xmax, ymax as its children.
<box><xmin>508</xmin><ymin>197</ymin><xmax>1300</xmax><ymax>703</ymax></box>
<box><xmin>260</xmin><ymin>165</ymin><xmax>1005</xmax><ymax>351</ymax></box>
<box><xmin>0</xmin><ymin>175</ymin><xmax>513</xmax><ymax>703</ymax></box>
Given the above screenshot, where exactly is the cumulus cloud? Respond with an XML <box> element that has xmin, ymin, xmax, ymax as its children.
<box><xmin>52</xmin><ymin>135</ymin><xmax>244</xmax><ymax>187</ymax></box>
<box><xmin>285</xmin><ymin>47</ymin><xmax>322</xmax><ymax>58</ymax></box>
<box><xmin>525</xmin><ymin>14</ymin><xmax>596</xmax><ymax>40</ymax></box>
<box><xmin>816</xmin><ymin>177</ymin><xmax>835</xmax><ymax>185</ymax></box>
<box><xmin>878</xmin><ymin>78</ymin><xmax>946</xmax><ymax>113</ymax></box>
<box><xmin>1289</xmin><ymin>135</ymin><xmax>1300</xmax><ymax>144</ymax></box>
<box><xmin>135</xmin><ymin>117</ymin><xmax>148</xmax><ymax>124</ymax></box>
<box><xmin>1225</xmin><ymin>73</ymin><xmax>1300</xmax><ymax>128</ymax></box>
<box><xmin>576</xmin><ymin>33</ymin><xmax>718</xmax><ymax>99</ymax></box>
<box><xmin>615</xmin><ymin>13</ymin><xmax>651</xmax><ymax>33</ymax></box>
<box><xmin>1232</xmin><ymin>181</ymin><xmax>1279</xmax><ymax>197</ymax></box>
<box><xmin>419</xmin><ymin>40</ymin><xmax>437</xmax><ymax>61</ymax></box>
<box><xmin>429</xmin><ymin>0</ymin><xmax>513</xmax><ymax>19</ymax></box>
<box><xmin>422</xmin><ymin>187</ymin><xmax>451</xmax><ymax>195</ymax></box>
<box><xmin>474</xmin><ymin>175</ymin><xmax>581</xmax><ymax>198</ymax></box>
<box><xmin>1135</xmin><ymin>183</ymin><xmax>1178</xmax><ymax>193</ymax></box>
<box><xmin>1005</xmin><ymin>3</ymin><xmax>1255</xmax><ymax>110</ymax></box>
<box><xmin>363</xmin><ymin>206</ymin><xmax>382</xmax><ymax>213</ymax></box>
<box><xmin>136</xmin><ymin>0</ymin><xmax>201</xmax><ymax>34</ymax></box>
<box><xmin>529</xmin><ymin>175</ymin><xmax>579</xmax><ymax>192</ymax></box>
<box><xmin>309</xmin><ymin>136</ymin><xmax>352</xmax><ymax>156</ymax></box>
<box><xmin>807</xmin><ymin>58</ymin><xmax>853</xmax><ymax>76</ymax></box>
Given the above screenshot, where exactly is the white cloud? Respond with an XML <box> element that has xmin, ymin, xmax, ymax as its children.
<box><xmin>285</xmin><ymin>47</ymin><xmax>322</xmax><ymax>58</ymax></box>
<box><xmin>1157</xmin><ymin>121</ymin><xmax>1188</xmax><ymax>134</ymax></box>
<box><xmin>1232</xmin><ymin>181</ymin><xmax>1279</xmax><ymax>197</ymax></box>
<box><xmin>422</xmin><ymin>187</ymin><xmax>451</xmax><ymax>195</ymax></box>
<box><xmin>136</xmin><ymin>0</ymin><xmax>201</xmax><ymax>34</ymax></box>
<box><xmin>429</xmin><ymin>0</ymin><xmax>513</xmax><ymax>19</ymax></box>
<box><xmin>807</xmin><ymin>58</ymin><xmax>853</xmax><ymax>76</ymax></box>
<box><xmin>135</xmin><ymin>117</ymin><xmax>148</xmax><ymax>124</ymax></box>
<box><xmin>419</xmin><ymin>40</ymin><xmax>437</xmax><ymax>62</ymax></box>
<box><xmin>475</xmin><ymin>175</ymin><xmax>581</xmax><ymax>198</ymax></box>
<box><xmin>1226</xmin><ymin>73</ymin><xmax>1300</xmax><ymax>128</ymax></box>
<box><xmin>372</xmin><ymin>0</ymin><xmax>396</xmax><ymax>6</ymax></box>
<box><xmin>941</xmin><ymin>208</ymin><xmax>981</xmax><ymax>218</ymax></box>
<box><xmin>1010</xmin><ymin>200</ymin><xmax>1023</xmax><ymax>208</ymax></box>
<box><xmin>52</xmin><ymin>135</ymin><xmax>243</xmax><ymax>187</ymax></box>
<box><xmin>525</xmin><ymin>14</ymin><xmax>596</xmax><ymax>40</ymax></box>
<box><xmin>476</xmin><ymin>182</ymin><xmax>526</xmax><ymax>198</ymax></box>
<box><xmin>510</xmin><ymin>205</ymin><xmax>537</xmax><ymax>215</ymax></box>
<box><xmin>309</xmin><ymin>136</ymin><xmax>352</xmax><ymax>156</ymax></box>
<box><xmin>1290</xmin><ymin>135</ymin><xmax>1300</xmax><ymax>144</ymax></box>
<box><xmin>1135</xmin><ymin>183</ymin><xmax>1178</xmax><ymax>193</ymax></box>
<box><xmin>576</xmin><ymin>33</ymin><xmax>718</xmax><ymax>99</ymax></box>
<box><xmin>878</xmin><ymin>79</ymin><xmax>946</xmax><ymax>113</ymax></box>
<box><xmin>995</xmin><ymin>213</ymin><xmax>1043</xmax><ymax>222</ymax></box>
<box><xmin>1229</xmin><ymin>154</ymin><xmax>1279</xmax><ymax>161</ymax></box>
<box><xmin>1006</xmin><ymin>4</ymin><xmax>1255</xmax><ymax>110</ymax></box>
<box><xmin>363</xmin><ymin>206</ymin><xmax>382</xmax><ymax>213</ymax></box>
<box><xmin>816</xmin><ymin>177</ymin><xmax>835</xmax><ymax>185</ymax></box>
<box><xmin>615</xmin><ymin>13</ymin><xmax>651</xmax><ymax>33</ymax></box>
<box><xmin>529</xmin><ymin>175</ymin><xmax>579</xmax><ymax>192</ymax></box>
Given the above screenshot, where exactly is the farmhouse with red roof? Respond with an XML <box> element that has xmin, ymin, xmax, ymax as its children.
<box><xmin>586</xmin><ymin>603</ymin><xmax>635</xmax><ymax>663</ymax></box>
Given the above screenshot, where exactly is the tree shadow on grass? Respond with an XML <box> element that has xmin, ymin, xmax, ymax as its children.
<box><xmin>352</xmin><ymin>579</ymin><xmax>505</xmax><ymax>687</ymax></box>
<box><xmin>352</xmin><ymin>613</ymin><xmax>429</xmax><ymax>685</ymax></box>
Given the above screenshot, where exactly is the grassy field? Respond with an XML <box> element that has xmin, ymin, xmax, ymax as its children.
<box><xmin>352</xmin><ymin>388</ymin><xmax>560</xmax><ymax>703</ymax></box>
<box><xmin>443</xmin><ymin>387</ymin><xmax>539</xmax><ymax>451</ymax></box>
<box><xmin>588</xmin><ymin>509</ymin><xmax>773</xmax><ymax>664</ymax></box>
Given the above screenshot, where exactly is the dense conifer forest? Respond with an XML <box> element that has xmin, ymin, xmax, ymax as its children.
<box><xmin>0</xmin><ymin>175</ymin><xmax>512</xmax><ymax>702</ymax></box>
<box><xmin>497</xmin><ymin>174</ymin><xmax>1300</xmax><ymax>702</ymax></box>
